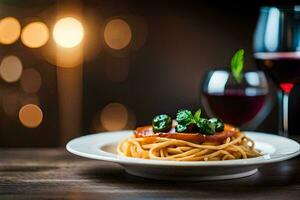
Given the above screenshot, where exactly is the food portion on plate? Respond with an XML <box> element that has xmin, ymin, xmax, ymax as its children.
<box><xmin>117</xmin><ymin>108</ymin><xmax>261</xmax><ymax>161</ymax></box>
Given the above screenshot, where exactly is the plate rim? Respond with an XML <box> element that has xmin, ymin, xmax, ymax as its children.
<box><xmin>66</xmin><ymin>130</ymin><xmax>300</xmax><ymax>167</ymax></box>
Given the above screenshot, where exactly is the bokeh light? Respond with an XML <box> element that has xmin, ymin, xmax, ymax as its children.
<box><xmin>0</xmin><ymin>55</ymin><xmax>23</xmax><ymax>83</ymax></box>
<box><xmin>0</xmin><ymin>17</ymin><xmax>21</xmax><ymax>45</ymax></box>
<box><xmin>100</xmin><ymin>103</ymin><xmax>128</xmax><ymax>131</ymax></box>
<box><xmin>104</xmin><ymin>19</ymin><xmax>132</xmax><ymax>50</ymax></box>
<box><xmin>21</xmin><ymin>22</ymin><xmax>49</xmax><ymax>48</ymax></box>
<box><xmin>20</xmin><ymin>68</ymin><xmax>42</xmax><ymax>93</ymax></box>
<box><xmin>53</xmin><ymin>17</ymin><xmax>84</xmax><ymax>48</ymax></box>
<box><xmin>91</xmin><ymin>104</ymin><xmax>136</xmax><ymax>132</ymax></box>
<box><xmin>19</xmin><ymin>104</ymin><xmax>43</xmax><ymax>128</ymax></box>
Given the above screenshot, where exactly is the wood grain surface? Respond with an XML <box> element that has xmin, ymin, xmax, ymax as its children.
<box><xmin>1</xmin><ymin>145</ymin><xmax>300</xmax><ymax>200</ymax></box>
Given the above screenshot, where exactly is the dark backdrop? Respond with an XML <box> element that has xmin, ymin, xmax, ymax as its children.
<box><xmin>0</xmin><ymin>0</ymin><xmax>299</xmax><ymax>147</ymax></box>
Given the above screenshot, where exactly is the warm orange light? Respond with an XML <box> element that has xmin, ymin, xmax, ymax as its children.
<box><xmin>100</xmin><ymin>103</ymin><xmax>128</xmax><ymax>131</ymax></box>
<box><xmin>0</xmin><ymin>17</ymin><xmax>21</xmax><ymax>45</ymax></box>
<box><xmin>0</xmin><ymin>55</ymin><xmax>23</xmax><ymax>83</ymax></box>
<box><xmin>20</xmin><ymin>68</ymin><xmax>42</xmax><ymax>93</ymax></box>
<box><xmin>104</xmin><ymin>19</ymin><xmax>132</xmax><ymax>50</ymax></box>
<box><xmin>21</xmin><ymin>22</ymin><xmax>49</xmax><ymax>48</ymax></box>
<box><xmin>19</xmin><ymin>104</ymin><xmax>43</xmax><ymax>128</ymax></box>
<box><xmin>53</xmin><ymin>17</ymin><xmax>84</xmax><ymax>48</ymax></box>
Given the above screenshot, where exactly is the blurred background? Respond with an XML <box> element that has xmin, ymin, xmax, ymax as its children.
<box><xmin>0</xmin><ymin>0</ymin><xmax>300</xmax><ymax>147</ymax></box>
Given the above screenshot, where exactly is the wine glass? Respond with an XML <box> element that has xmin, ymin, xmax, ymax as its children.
<box><xmin>253</xmin><ymin>6</ymin><xmax>300</xmax><ymax>137</ymax></box>
<box><xmin>201</xmin><ymin>68</ymin><xmax>270</xmax><ymax>128</ymax></box>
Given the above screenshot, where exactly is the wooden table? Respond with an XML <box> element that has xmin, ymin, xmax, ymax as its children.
<box><xmin>1</xmin><ymin>148</ymin><xmax>300</xmax><ymax>200</ymax></box>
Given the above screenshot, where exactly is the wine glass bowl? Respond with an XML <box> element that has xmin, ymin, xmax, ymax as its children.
<box><xmin>201</xmin><ymin>68</ymin><xmax>269</xmax><ymax>128</ymax></box>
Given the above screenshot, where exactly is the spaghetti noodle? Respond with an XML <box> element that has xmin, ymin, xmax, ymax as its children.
<box><xmin>117</xmin><ymin>131</ymin><xmax>261</xmax><ymax>161</ymax></box>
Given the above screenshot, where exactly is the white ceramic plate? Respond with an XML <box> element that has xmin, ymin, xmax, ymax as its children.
<box><xmin>66</xmin><ymin>131</ymin><xmax>300</xmax><ymax>181</ymax></box>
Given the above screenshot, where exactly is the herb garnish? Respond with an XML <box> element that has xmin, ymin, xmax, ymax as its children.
<box><xmin>150</xmin><ymin>109</ymin><xmax>224</xmax><ymax>135</ymax></box>
<box><xmin>230</xmin><ymin>49</ymin><xmax>244</xmax><ymax>83</ymax></box>
<box><xmin>175</xmin><ymin>109</ymin><xmax>224</xmax><ymax>134</ymax></box>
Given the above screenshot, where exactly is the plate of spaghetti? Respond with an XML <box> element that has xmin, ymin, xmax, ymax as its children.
<box><xmin>66</xmin><ymin>108</ymin><xmax>300</xmax><ymax>181</ymax></box>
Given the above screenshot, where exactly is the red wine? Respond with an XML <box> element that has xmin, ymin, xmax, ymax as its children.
<box><xmin>203</xmin><ymin>90</ymin><xmax>267</xmax><ymax>126</ymax></box>
<box><xmin>254</xmin><ymin>52</ymin><xmax>300</xmax><ymax>93</ymax></box>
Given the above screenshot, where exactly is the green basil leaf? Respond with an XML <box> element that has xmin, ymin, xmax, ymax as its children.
<box><xmin>230</xmin><ymin>49</ymin><xmax>244</xmax><ymax>83</ymax></box>
<box><xmin>194</xmin><ymin>109</ymin><xmax>201</xmax><ymax>123</ymax></box>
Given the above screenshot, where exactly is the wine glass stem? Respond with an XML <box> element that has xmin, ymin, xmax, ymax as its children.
<box><xmin>278</xmin><ymin>90</ymin><xmax>289</xmax><ymax>137</ymax></box>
